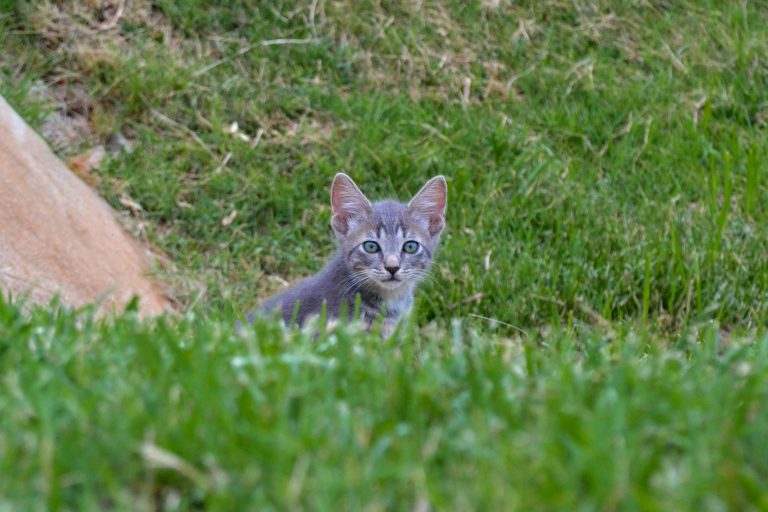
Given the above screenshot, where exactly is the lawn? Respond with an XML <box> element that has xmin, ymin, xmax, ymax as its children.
<box><xmin>1</xmin><ymin>0</ymin><xmax>767</xmax><ymax>510</ymax></box>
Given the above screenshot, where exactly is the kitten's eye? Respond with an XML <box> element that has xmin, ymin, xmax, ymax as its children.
<box><xmin>362</xmin><ymin>241</ymin><xmax>380</xmax><ymax>253</ymax></box>
<box><xmin>402</xmin><ymin>241</ymin><xmax>419</xmax><ymax>254</ymax></box>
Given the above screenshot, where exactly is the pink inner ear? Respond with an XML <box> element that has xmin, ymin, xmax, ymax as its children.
<box><xmin>408</xmin><ymin>177</ymin><xmax>447</xmax><ymax>236</ymax></box>
<box><xmin>331</xmin><ymin>213</ymin><xmax>349</xmax><ymax>235</ymax></box>
<box><xmin>428</xmin><ymin>215</ymin><xmax>445</xmax><ymax>236</ymax></box>
<box><xmin>331</xmin><ymin>174</ymin><xmax>371</xmax><ymax>234</ymax></box>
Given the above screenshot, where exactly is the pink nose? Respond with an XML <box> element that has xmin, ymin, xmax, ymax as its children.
<box><xmin>384</xmin><ymin>255</ymin><xmax>400</xmax><ymax>276</ymax></box>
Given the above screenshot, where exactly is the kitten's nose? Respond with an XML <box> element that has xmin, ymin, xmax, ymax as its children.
<box><xmin>385</xmin><ymin>265</ymin><xmax>400</xmax><ymax>276</ymax></box>
<box><xmin>384</xmin><ymin>255</ymin><xmax>400</xmax><ymax>276</ymax></box>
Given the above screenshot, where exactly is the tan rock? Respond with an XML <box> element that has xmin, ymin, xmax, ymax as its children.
<box><xmin>0</xmin><ymin>94</ymin><xmax>172</xmax><ymax>316</ymax></box>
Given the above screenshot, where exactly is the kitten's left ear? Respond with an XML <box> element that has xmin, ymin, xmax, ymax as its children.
<box><xmin>407</xmin><ymin>175</ymin><xmax>447</xmax><ymax>237</ymax></box>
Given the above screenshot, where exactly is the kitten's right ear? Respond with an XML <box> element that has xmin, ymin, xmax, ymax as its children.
<box><xmin>331</xmin><ymin>173</ymin><xmax>372</xmax><ymax>235</ymax></box>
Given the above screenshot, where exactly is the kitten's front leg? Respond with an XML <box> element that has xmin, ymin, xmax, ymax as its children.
<box><xmin>380</xmin><ymin>316</ymin><xmax>400</xmax><ymax>339</ymax></box>
<box><xmin>380</xmin><ymin>303</ymin><xmax>411</xmax><ymax>339</ymax></box>
<box><xmin>361</xmin><ymin>310</ymin><xmax>400</xmax><ymax>338</ymax></box>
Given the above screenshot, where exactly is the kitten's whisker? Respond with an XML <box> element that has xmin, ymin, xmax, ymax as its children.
<box><xmin>338</xmin><ymin>272</ymin><xmax>371</xmax><ymax>299</ymax></box>
<box><xmin>410</xmin><ymin>269</ymin><xmax>438</xmax><ymax>287</ymax></box>
<box><xmin>340</xmin><ymin>271</ymin><xmax>366</xmax><ymax>288</ymax></box>
<box><xmin>338</xmin><ymin>276</ymin><xmax>360</xmax><ymax>298</ymax></box>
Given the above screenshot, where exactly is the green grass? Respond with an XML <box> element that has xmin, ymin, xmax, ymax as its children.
<box><xmin>2</xmin><ymin>298</ymin><xmax>768</xmax><ymax>510</ymax></box>
<box><xmin>3</xmin><ymin>0</ymin><xmax>767</xmax><ymax>329</ymax></box>
<box><xmin>1</xmin><ymin>0</ymin><xmax>768</xmax><ymax>509</ymax></box>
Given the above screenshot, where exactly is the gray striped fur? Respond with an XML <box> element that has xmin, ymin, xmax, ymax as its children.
<box><xmin>251</xmin><ymin>174</ymin><xmax>447</xmax><ymax>336</ymax></box>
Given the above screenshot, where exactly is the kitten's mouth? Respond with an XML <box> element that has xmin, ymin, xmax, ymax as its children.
<box><xmin>379</xmin><ymin>277</ymin><xmax>403</xmax><ymax>288</ymax></box>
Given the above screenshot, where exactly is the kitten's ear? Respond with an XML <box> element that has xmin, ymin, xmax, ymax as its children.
<box><xmin>331</xmin><ymin>173</ymin><xmax>372</xmax><ymax>235</ymax></box>
<box><xmin>407</xmin><ymin>175</ymin><xmax>447</xmax><ymax>237</ymax></box>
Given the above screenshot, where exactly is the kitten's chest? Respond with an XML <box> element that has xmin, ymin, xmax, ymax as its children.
<box><xmin>358</xmin><ymin>291</ymin><xmax>413</xmax><ymax>322</ymax></box>
<box><xmin>384</xmin><ymin>294</ymin><xmax>413</xmax><ymax>319</ymax></box>
<box><xmin>352</xmin><ymin>292</ymin><xmax>412</xmax><ymax>338</ymax></box>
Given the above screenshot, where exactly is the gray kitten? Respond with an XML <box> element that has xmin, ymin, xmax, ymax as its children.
<box><xmin>251</xmin><ymin>173</ymin><xmax>447</xmax><ymax>336</ymax></box>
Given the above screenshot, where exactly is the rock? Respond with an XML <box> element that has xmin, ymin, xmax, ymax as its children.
<box><xmin>0</xmin><ymin>94</ymin><xmax>172</xmax><ymax>316</ymax></box>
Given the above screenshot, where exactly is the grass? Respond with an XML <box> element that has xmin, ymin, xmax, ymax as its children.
<box><xmin>2</xmin><ymin>298</ymin><xmax>768</xmax><ymax>510</ymax></box>
<box><xmin>1</xmin><ymin>0</ymin><xmax>768</xmax><ymax>509</ymax></box>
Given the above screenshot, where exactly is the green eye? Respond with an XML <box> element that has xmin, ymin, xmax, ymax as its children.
<box><xmin>362</xmin><ymin>241</ymin><xmax>380</xmax><ymax>253</ymax></box>
<box><xmin>403</xmin><ymin>241</ymin><xmax>419</xmax><ymax>254</ymax></box>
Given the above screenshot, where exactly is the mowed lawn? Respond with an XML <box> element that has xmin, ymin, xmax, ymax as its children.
<box><xmin>1</xmin><ymin>1</ymin><xmax>768</xmax><ymax>509</ymax></box>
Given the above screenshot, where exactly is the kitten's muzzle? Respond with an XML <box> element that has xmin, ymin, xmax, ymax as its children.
<box><xmin>384</xmin><ymin>254</ymin><xmax>401</xmax><ymax>277</ymax></box>
<box><xmin>379</xmin><ymin>275</ymin><xmax>404</xmax><ymax>290</ymax></box>
<box><xmin>385</xmin><ymin>265</ymin><xmax>400</xmax><ymax>277</ymax></box>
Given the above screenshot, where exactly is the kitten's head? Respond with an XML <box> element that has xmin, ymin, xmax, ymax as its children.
<box><xmin>330</xmin><ymin>173</ymin><xmax>447</xmax><ymax>296</ymax></box>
